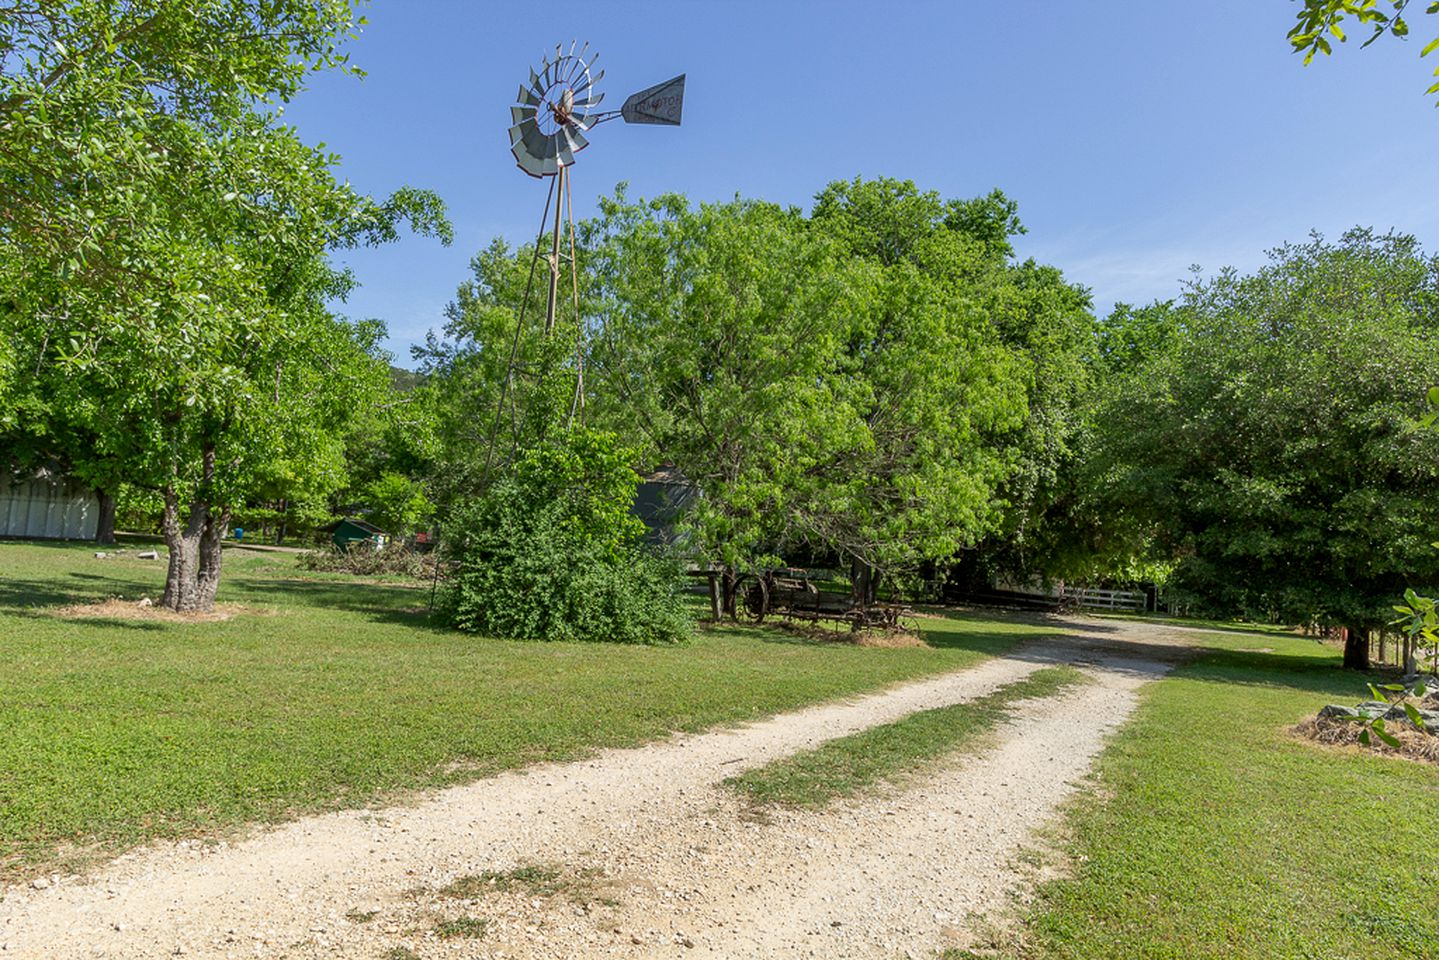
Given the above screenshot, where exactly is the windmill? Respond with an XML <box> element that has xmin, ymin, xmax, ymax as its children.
<box><xmin>484</xmin><ymin>43</ymin><xmax>685</xmax><ymax>473</ymax></box>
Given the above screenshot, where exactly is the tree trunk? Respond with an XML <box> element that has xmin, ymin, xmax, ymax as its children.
<box><xmin>160</xmin><ymin>445</ymin><xmax>226</xmax><ymax>613</ymax></box>
<box><xmin>1342</xmin><ymin>624</ymin><xmax>1371</xmax><ymax>671</ymax></box>
<box><xmin>852</xmin><ymin>560</ymin><xmax>877</xmax><ymax>606</ymax></box>
<box><xmin>196</xmin><ymin>505</ymin><xmax>228</xmax><ymax>609</ymax></box>
<box><xmin>275</xmin><ymin>498</ymin><xmax>287</xmax><ymax>544</ymax></box>
<box><xmin>94</xmin><ymin>488</ymin><xmax>116</xmax><ymax>545</ymax></box>
<box><xmin>721</xmin><ymin>565</ymin><xmax>740</xmax><ymax>620</ymax></box>
<box><xmin>706</xmin><ymin>569</ymin><xmax>722</xmax><ymax>621</ymax></box>
<box><xmin>161</xmin><ymin>488</ymin><xmax>203</xmax><ymax>612</ymax></box>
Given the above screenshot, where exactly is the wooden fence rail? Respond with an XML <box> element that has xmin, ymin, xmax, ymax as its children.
<box><xmin>1061</xmin><ymin>587</ymin><xmax>1146</xmax><ymax>611</ymax></box>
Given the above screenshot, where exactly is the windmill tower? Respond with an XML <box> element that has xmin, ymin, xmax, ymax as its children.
<box><xmin>484</xmin><ymin>43</ymin><xmax>685</xmax><ymax>472</ymax></box>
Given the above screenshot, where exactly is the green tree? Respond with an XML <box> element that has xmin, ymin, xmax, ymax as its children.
<box><xmin>1289</xmin><ymin>0</ymin><xmax>1439</xmax><ymax>102</ymax></box>
<box><xmin>428</xmin><ymin>180</ymin><xmax>1090</xmax><ymax>609</ymax></box>
<box><xmin>359</xmin><ymin>471</ymin><xmax>433</xmax><ymax>539</ymax></box>
<box><xmin>580</xmin><ymin>182</ymin><xmax>1035</xmax><ymax>604</ymax></box>
<box><xmin>1093</xmin><ymin>229</ymin><xmax>1439</xmax><ymax>667</ymax></box>
<box><xmin>807</xmin><ymin>182</ymin><xmax>1102</xmax><ymax>591</ymax></box>
<box><xmin>413</xmin><ymin>238</ymin><xmax>577</xmax><ymax>510</ymax></box>
<box><xmin>0</xmin><ymin>2</ymin><xmax>450</xmax><ymax>610</ymax></box>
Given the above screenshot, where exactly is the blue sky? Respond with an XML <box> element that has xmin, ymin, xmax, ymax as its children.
<box><xmin>281</xmin><ymin>1</ymin><xmax>1439</xmax><ymax>365</ymax></box>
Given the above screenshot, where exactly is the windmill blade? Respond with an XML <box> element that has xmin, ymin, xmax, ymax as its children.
<box><xmin>620</xmin><ymin>74</ymin><xmax>685</xmax><ymax>125</ymax></box>
<box><xmin>574</xmin><ymin>67</ymin><xmax>604</xmax><ymax>98</ymax></box>
<box><xmin>528</xmin><ymin>66</ymin><xmax>545</xmax><ymax>100</ymax></box>
<box><xmin>516</xmin><ymin>84</ymin><xmax>539</xmax><ymax>108</ymax></box>
<box><xmin>510</xmin><ymin>105</ymin><xmax>536</xmax><ymax>124</ymax></box>
<box><xmin>561</xmin><ymin>124</ymin><xmax>589</xmax><ymax>154</ymax></box>
<box><xmin>510</xmin><ymin>117</ymin><xmax>559</xmax><ymax>178</ymax></box>
<box><xmin>573</xmin><ymin>91</ymin><xmax>605</xmax><ymax>110</ymax></box>
<box><xmin>513</xmin><ymin>143</ymin><xmax>546</xmax><ymax>177</ymax></box>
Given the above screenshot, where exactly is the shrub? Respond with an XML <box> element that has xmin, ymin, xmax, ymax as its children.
<box><xmin>438</xmin><ymin>428</ymin><xmax>691</xmax><ymax>644</ymax></box>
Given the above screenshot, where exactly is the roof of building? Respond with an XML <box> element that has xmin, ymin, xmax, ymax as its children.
<box><xmin>333</xmin><ymin>517</ymin><xmax>388</xmax><ymax>536</ymax></box>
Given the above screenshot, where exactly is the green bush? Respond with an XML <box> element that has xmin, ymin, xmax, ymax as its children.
<box><xmin>438</xmin><ymin>428</ymin><xmax>691</xmax><ymax>645</ymax></box>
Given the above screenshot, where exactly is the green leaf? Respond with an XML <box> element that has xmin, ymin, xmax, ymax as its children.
<box><xmin>1402</xmin><ymin>702</ymin><xmax>1426</xmax><ymax>730</ymax></box>
<box><xmin>1372</xmin><ymin>718</ymin><xmax>1402</xmax><ymax>749</ymax></box>
<box><xmin>1422</xmin><ymin>36</ymin><xmax>1439</xmax><ymax>56</ymax></box>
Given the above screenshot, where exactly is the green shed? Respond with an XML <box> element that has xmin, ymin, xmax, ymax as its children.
<box><xmin>331</xmin><ymin>517</ymin><xmax>389</xmax><ymax>552</ymax></box>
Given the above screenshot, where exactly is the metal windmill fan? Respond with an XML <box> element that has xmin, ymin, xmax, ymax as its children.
<box><xmin>509</xmin><ymin>41</ymin><xmax>685</xmax><ymax>177</ymax></box>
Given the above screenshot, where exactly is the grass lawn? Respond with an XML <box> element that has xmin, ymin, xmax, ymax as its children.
<box><xmin>982</xmin><ymin>630</ymin><xmax>1439</xmax><ymax>960</ymax></box>
<box><xmin>0</xmin><ymin>539</ymin><xmax>1052</xmax><ymax>880</ymax></box>
<box><xmin>726</xmin><ymin>665</ymin><xmax>1086</xmax><ymax>808</ymax></box>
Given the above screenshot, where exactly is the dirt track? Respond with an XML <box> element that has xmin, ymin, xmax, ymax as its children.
<box><xmin>0</xmin><ymin>617</ymin><xmax>1194</xmax><ymax>959</ymax></box>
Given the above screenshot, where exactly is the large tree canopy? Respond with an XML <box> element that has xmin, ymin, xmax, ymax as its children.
<box><xmin>0</xmin><ymin>1</ymin><xmax>449</xmax><ymax>610</ymax></box>
<box><xmin>1092</xmin><ymin>229</ymin><xmax>1439</xmax><ymax>662</ymax></box>
<box><xmin>425</xmin><ymin>178</ymin><xmax>1096</xmax><ymax>603</ymax></box>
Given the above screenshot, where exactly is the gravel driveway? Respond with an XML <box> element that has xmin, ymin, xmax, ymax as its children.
<box><xmin>0</xmin><ymin>617</ymin><xmax>1194</xmax><ymax>959</ymax></box>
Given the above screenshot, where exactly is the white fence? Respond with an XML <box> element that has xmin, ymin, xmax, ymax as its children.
<box><xmin>994</xmin><ymin>578</ymin><xmax>1148</xmax><ymax>612</ymax></box>
<box><xmin>0</xmin><ymin>475</ymin><xmax>98</xmax><ymax>540</ymax></box>
<box><xmin>1060</xmin><ymin>586</ymin><xmax>1146</xmax><ymax>612</ymax></box>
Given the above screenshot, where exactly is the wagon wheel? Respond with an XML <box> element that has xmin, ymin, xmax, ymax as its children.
<box><xmin>741</xmin><ymin>574</ymin><xmax>771</xmax><ymax>624</ymax></box>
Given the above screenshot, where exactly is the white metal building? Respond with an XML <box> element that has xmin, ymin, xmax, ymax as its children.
<box><xmin>0</xmin><ymin>473</ymin><xmax>98</xmax><ymax>540</ymax></box>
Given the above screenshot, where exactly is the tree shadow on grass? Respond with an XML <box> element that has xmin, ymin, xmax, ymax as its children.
<box><xmin>0</xmin><ymin>572</ymin><xmax>161</xmax><ymax>611</ymax></box>
<box><xmin>219</xmin><ymin>577</ymin><xmax>445</xmax><ymax>631</ymax></box>
<box><xmin>1180</xmin><ymin>645</ymin><xmax>1387</xmax><ymax>699</ymax></box>
<box><xmin>701</xmin><ymin>609</ymin><xmax>1055</xmax><ymax>659</ymax></box>
<box><xmin>44</xmin><ymin>617</ymin><xmax>168</xmax><ymax>632</ymax></box>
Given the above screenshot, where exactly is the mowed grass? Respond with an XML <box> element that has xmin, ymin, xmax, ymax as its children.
<box><xmin>991</xmin><ymin>631</ymin><xmax>1439</xmax><ymax>960</ymax></box>
<box><xmin>0</xmin><ymin>540</ymin><xmax>1052</xmax><ymax>879</ymax></box>
<box><xmin>727</xmin><ymin>665</ymin><xmax>1087</xmax><ymax>807</ymax></box>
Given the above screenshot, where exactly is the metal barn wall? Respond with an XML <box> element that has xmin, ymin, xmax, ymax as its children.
<box><xmin>0</xmin><ymin>476</ymin><xmax>98</xmax><ymax>540</ymax></box>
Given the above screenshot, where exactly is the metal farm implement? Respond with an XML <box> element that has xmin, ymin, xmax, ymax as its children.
<box><xmin>739</xmin><ymin>568</ymin><xmax>909</xmax><ymax>630</ymax></box>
